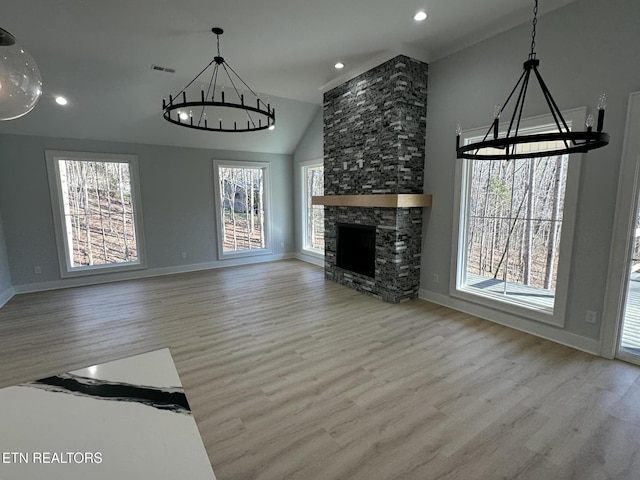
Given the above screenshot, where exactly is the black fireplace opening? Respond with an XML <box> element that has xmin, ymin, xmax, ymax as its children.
<box><xmin>336</xmin><ymin>223</ymin><xmax>376</xmax><ymax>278</ymax></box>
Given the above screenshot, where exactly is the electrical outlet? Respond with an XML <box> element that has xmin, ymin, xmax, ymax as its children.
<box><xmin>34</xmin><ymin>266</ymin><xmax>42</xmax><ymax>274</ymax></box>
<box><xmin>433</xmin><ymin>274</ymin><xmax>439</xmax><ymax>284</ymax></box>
<box><xmin>585</xmin><ymin>310</ymin><xmax>597</xmax><ymax>324</ymax></box>
<box><xmin>180</xmin><ymin>251</ymin><xmax>187</xmax><ymax>259</ymax></box>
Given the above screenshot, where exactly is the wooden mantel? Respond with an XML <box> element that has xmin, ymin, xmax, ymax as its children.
<box><xmin>312</xmin><ymin>194</ymin><xmax>432</xmax><ymax>208</ymax></box>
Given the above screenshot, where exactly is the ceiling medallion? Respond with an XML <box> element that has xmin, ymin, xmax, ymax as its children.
<box><xmin>456</xmin><ymin>0</ymin><xmax>609</xmax><ymax>160</ymax></box>
<box><xmin>162</xmin><ymin>28</ymin><xmax>275</xmax><ymax>133</ymax></box>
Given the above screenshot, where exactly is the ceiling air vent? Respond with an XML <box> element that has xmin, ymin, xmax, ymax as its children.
<box><xmin>151</xmin><ymin>64</ymin><xmax>176</xmax><ymax>74</ymax></box>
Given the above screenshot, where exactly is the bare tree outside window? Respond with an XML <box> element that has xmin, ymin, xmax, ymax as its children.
<box><xmin>463</xmin><ymin>154</ymin><xmax>568</xmax><ymax>303</ymax></box>
<box><xmin>218</xmin><ymin>166</ymin><xmax>266</xmax><ymax>252</ymax></box>
<box><xmin>304</xmin><ymin>165</ymin><xmax>324</xmax><ymax>252</ymax></box>
<box><xmin>58</xmin><ymin>159</ymin><xmax>138</xmax><ymax>267</ymax></box>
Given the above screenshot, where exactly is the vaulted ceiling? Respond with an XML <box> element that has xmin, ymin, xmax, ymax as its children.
<box><xmin>1</xmin><ymin>0</ymin><xmax>580</xmax><ymax>154</ymax></box>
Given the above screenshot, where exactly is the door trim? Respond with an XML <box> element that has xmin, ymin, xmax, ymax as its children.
<box><xmin>601</xmin><ymin>91</ymin><xmax>640</xmax><ymax>359</ymax></box>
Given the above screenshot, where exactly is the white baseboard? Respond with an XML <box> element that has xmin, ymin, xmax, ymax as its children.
<box><xmin>294</xmin><ymin>252</ymin><xmax>325</xmax><ymax>267</ymax></box>
<box><xmin>12</xmin><ymin>254</ymin><xmax>295</xmax><ymax>295</ymax></box>
<box><xmin>419</xmin><ymin>289</ymin><xmax>601</xmax><ymax>356</ymax></box>
<box><xmin>0</xmin><ymin>286</ymin><xmax>14</xmax><ymax>309</ymax></box>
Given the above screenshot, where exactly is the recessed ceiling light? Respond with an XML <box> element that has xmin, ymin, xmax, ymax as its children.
<box><xmin>55</xmin><ymin>96</ymin><xmax>68</xmax><ymax>106</ymax></box>
<box><xmin>335</xmin><ymin>62</ymin><xmax>345</xmax><ymax>69</ymax></box>
<box><xmin>414</xmin><ymin>11</ymin><xmax>427</xmax><ymax>21</ymax></box>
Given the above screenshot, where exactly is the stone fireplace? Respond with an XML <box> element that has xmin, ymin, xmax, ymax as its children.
<box><xmin>314</xmin><ymin>55</ymin><xmax>430</xmax><ymax>303</ymax></box>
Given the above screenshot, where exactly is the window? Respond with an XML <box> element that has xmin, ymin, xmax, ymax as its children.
<box><xmin>301</xmin><ymin>161</ymin><xmax>324</xmax><ymax>255</ymax></box>
<box><xmin>213</xmin><ymin>160</ymin><xmax>271</xmax><ymax>258</ymax></box>
<box><xmin>452</xmin><ymin>110</ymin><xmax>584</xmax><ymax>326</ymax></box>
<box><xmin>46</xmin><ymin>150</ymin><xmax>146</xmax><ymax>277</ymax></box>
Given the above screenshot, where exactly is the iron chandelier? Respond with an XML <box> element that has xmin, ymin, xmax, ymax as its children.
<box><xmin>162</xmin><ymin>27</ymin><xmax>275</xmax><ymax>133</ymax></box>
<box><xmin>456</xmin><ymin>0</ymin><xmax>609</xmax><ymax>160</ymax></box>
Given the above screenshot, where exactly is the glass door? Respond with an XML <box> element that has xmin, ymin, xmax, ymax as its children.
<box><xmin>619</xmin><ymin>208</ymin><xmax>640</xmax><ymax>360</ymax></box>
<box><xmin>605</xmin><ymin>91</ymin><xmax>640</xmax><ymax>363</ymax></box>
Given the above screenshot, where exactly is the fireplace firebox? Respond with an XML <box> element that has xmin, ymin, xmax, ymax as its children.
<box><xmin>336</xmin><ymin>223</ymin><xmax>376</xmax><ymax>278</ymax></box>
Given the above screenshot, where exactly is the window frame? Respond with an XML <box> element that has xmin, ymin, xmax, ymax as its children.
<box><xmin>45</xmin><ymin>150</ymin><xmax>147</xmax><ymax>278</ymax></box>
<box><xmin>212</xmin><ymin>159</ymin><xmax>272</xmax><ymax>260</ymax></box>
<box><xmin>450</xmin><ymin>108</ymin><xmax>586</xmax><ymax>327</ymax></box>
<box><xmin>301</xmin><ymin>159</ymin><xmax>325</xmax><ymax>258</ymax></box>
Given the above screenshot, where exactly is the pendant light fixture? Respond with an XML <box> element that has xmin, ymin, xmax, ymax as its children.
<box><xmin>456</xmin><ymin>0</ymin><xmax>609</xmax><ymax>160</ymax></box>
<box><xmin>162</xmin><ymin>28</ymin><xmax>275</xmax><ymax>133</ymax></box>
<box><xmin>0</xmin><ymin>27</ymin><xmax>43</xmax><ymax>121</ymax></box>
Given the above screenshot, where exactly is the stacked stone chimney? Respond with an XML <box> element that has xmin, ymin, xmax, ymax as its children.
<box><xmin>323</xmin><ymin>55</ymin><xmax>429</xmax><ymax>303</ymax></box>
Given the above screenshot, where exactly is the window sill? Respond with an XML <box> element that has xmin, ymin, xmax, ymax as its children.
<box><xmin>451</xmin><ymin>286</ymin><xmax>563</xmax><ymax>328</ymax></box>
<box><xmin>301</xmin><ymin>248</ymin><xmax>324</xmax><ymax>259</ymax></box>
<box><xmin>61</xmin><ymin>261</ymin><xmax>146</xmax><ymax>279</ymax></box>
<box><xmin>218</xmin><ymin>248</ymin><xmax>272</xmax><ymax>261</ymax></box>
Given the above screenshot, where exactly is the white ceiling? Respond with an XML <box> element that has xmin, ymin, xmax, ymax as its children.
<box><xmin>0</xmin><ymin>0</ymin><xmax>580</xmax><ymax>154</ymax></box>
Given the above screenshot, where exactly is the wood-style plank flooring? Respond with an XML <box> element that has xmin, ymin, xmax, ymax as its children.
<box><xmin>2</xmin><ymin>259</ymin><xmax>640</xmax><ymax>479</ymax></box>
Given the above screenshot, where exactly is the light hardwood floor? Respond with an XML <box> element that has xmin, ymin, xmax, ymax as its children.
<box><xmin>2</xmin><ymin>259</ymin><xmax>640</xmax><ymax>479</ymax></box>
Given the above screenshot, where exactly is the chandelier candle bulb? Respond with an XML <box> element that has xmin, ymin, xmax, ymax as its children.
<box><xmin>456</xmin><ymin>123</ymin><xmax>462</xmax><ymax>150</ymax></box>
<box><xmin>598</xmin><ymin>93</ymin><xmax>607</xmax><ymax>110</ymax></box>
<box><xmin>597</xmin><ymin>94</ymin><xmax>606</xmax><ymax>132</ymax></box>
<box><xmin>493</xmin><ymin>105</ymin><xmax>501</xmax><ymax>140</ymax></box>
<box><xmin>586</xmin><ymin>113</ymin><xmax>594</xmax><ymax>132</ymax></box>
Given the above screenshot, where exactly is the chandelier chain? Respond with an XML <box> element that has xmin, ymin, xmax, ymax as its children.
<box><xmin>530</xmin><ymin>0</ymin><xmax>538</xmax><ymax>57</ymax></box>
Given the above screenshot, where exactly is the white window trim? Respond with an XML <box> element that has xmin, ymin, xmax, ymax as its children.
<box><xmin>212</xmin><ymin>159</ymin><xmax>272</xmax><ymax>260</ymax></box>
<box><xmin>301</xmin><ymin>159</ymin><xmax>325</xmax><ymax>258</ymax></box>
<box><xmin>450</xmin><ymin>107</ymin><xmax>586</xmax><ymax>327</ymax></box>
<box><xmin>45</xmin><ymin>150</ymin><xmax>147</xmax><ymax>278</ymax></box>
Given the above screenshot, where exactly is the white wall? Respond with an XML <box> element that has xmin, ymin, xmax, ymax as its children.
<box><xmin>0</xmin><ymin>134</ymin><xmax>294</xmax><ymax>291</ymax></box>
<box><xmin>292</xmin><ymin>107</ymin><xmax>323</xmax><ymax>264</ymax></box>
<box><xmin>420</xmin><ymin>0</ymin><xmax>640</xmax><ymax>352</ymax></box>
